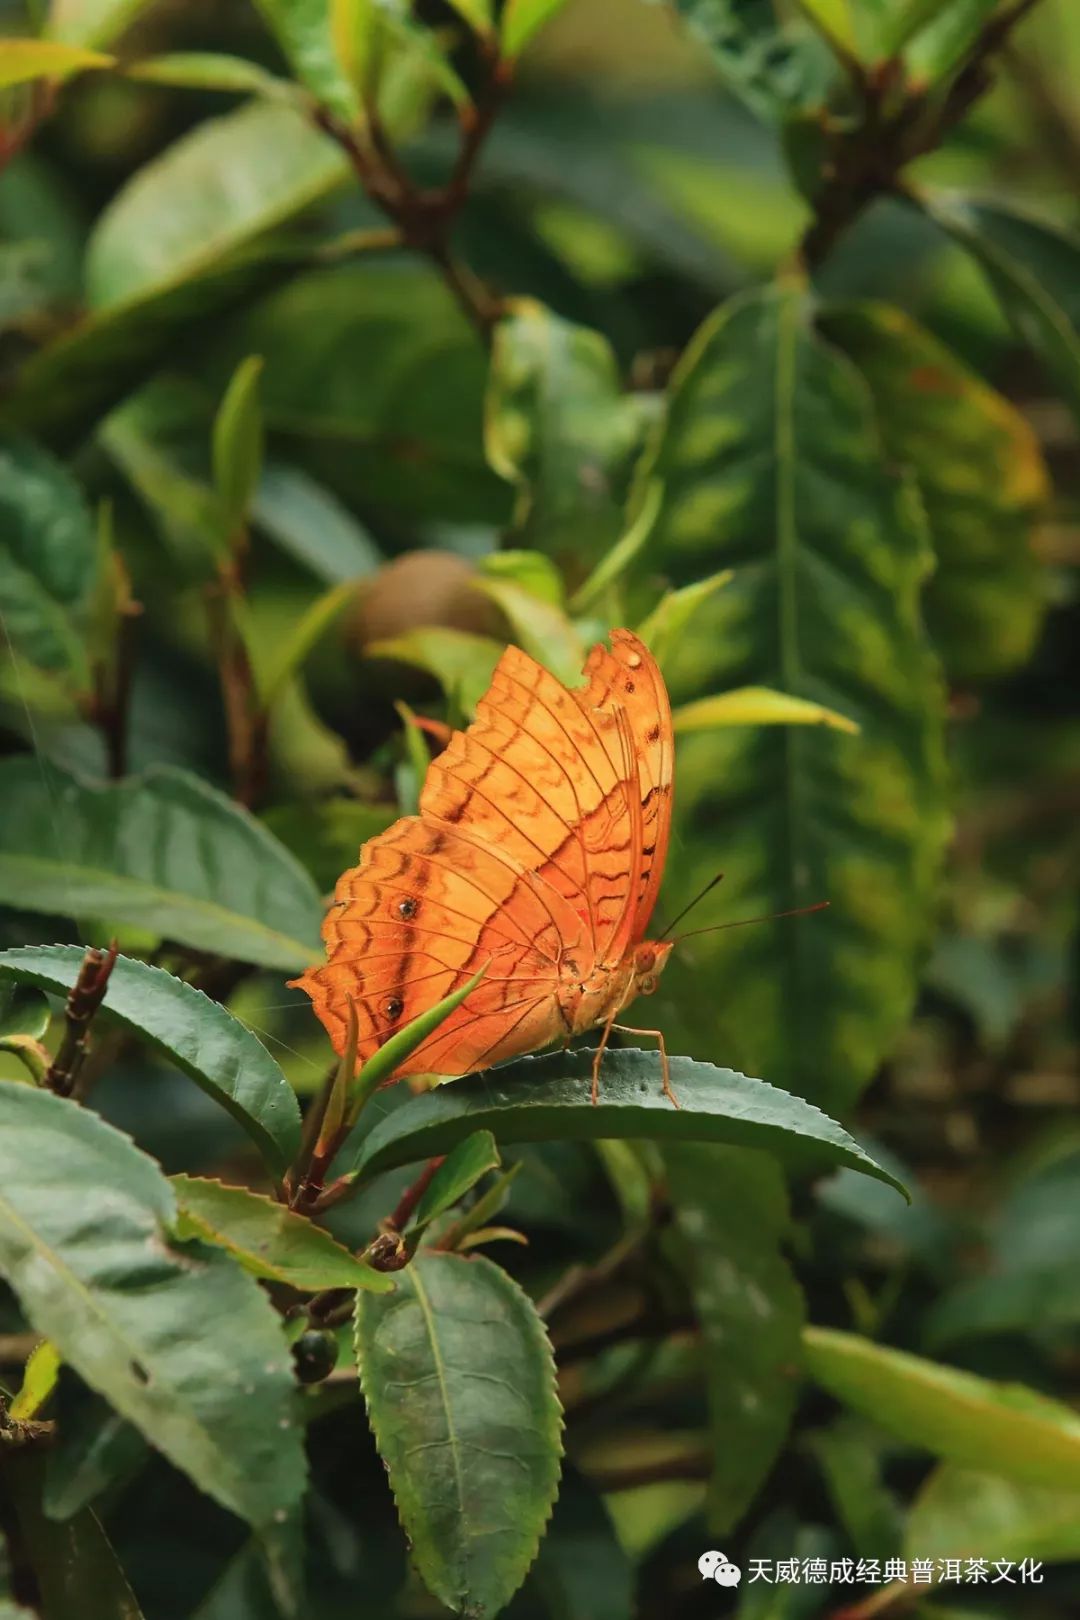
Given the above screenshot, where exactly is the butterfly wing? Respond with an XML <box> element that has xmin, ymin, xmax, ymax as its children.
<box><xmin>295</xmin><ymin>631</ymin><xmax>673</xmax><ymax>1077</ymax></box>
<box><xmin>574</xmin><ymin>629</ymin><xmax>674</xmax><ymax>946</ymax></box>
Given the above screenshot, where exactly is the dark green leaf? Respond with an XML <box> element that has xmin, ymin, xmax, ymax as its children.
<box><xmin>485</xmin><ymin>300</ymin><xmax>644</xmax><ymax>577</ymax></box>
<box><xmin>824</xmin><ymin>301</ymin><xmax>1050</xmax><ymax>679</ymax></box>
<box><xmin>0</xmin><ymin>759</ymin><xmax>323</xmax><ymax>970</ymax></box>
<box><xmin>0</xmin><ymin>1450</ymin><xmax>144</xmax><ymax>1620</ymax></box>
<box><xmin>0</xmin><ymin>946</ymin><xmax>303</xmax><ymax>1172</ymax></box>
<box><xmin>506</xmin><ymin>1469</ymin><xmax>632</xmax><ymax>1620</ymax></box>
<box><xmin>0</xmin><ymin>432</ymin><xmax>96</xmax><ymax>681</ymax></box>
<box><xmin>344</xmin><ymin>1048</ymin><xmax>909</xmax><ymax>1195</ymax></box>
<box><xmin>412</xmin><ymin>1130</ymin><xmax>501</xmax><ymax>1231</ymax></box>
<box><xmin>201</xmin><ymin>262</ymin><xmax>507</xmax><ymax>524</ymax></box>
<box><xmin>804</xmin><ymin>1326</ymin><xmax>1080</xmax><ymax>1489</ymax></box>
<box><xmin>928</xmin><ymin>194</ymin><xmax>1080</xmax><ymax>425</ymax></box>
<box><xmin>0</xmin><ymin>980</ymin><xmax>50</xmax><ymax>1042</ymax></box>
<box><xmin>0</xmin><ymin>1085</ymin><xmax>306</xmax><ymax>1527</ymax></box>
<box><xmin>666</xmin><ymin>1144</ymin><xmax>804</xmax><ymax>1530</ymax></box>
<box><xmin>261</xmin><ymin>797</ymin><xmax>395</xmax><ymax>893</ymax></box>
<box><xmin>171</xmin><ymin>1174</ymin><xmax>393</xmax><ymax>1291</ymax></box>
<box><xmin>366</xmin><ymin>628</ymin><xmax>504</xmax><ymax>713</ymax></box>
<box><xmin>631</xmin><ymin>283</ymin><xmax>947</xmax><ymax>1112</ymax></box>
<box><xmin>904</xmin><ymin>0</ymin><xmax>999</xmax><ymax>84</ymax></box>
<box><xmin>672</xmin><ymin>0</ymin><xmax>835</xmax><ymax>121</ymax></box>
<box><xmin>807</xmin><ymin>1420</ymin><xmax>901</xmax><ymax>1559</ymax></box>
<box><xmin>356</xmin><ymin>1250</ymin><xmax>562</xmax><ymax>1616</ymax></box>
<box><xmin>44</xmin><ymin>1388</ymin><xmax>149</xmax><ymax>1521</ymax></box>
<box><xmin>252</xmin><ymin>462</ymin><xmax>382</xmax><ymax>584</ymax></box>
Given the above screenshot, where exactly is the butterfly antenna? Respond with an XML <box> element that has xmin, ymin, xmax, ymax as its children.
<box><xmin>657</xmin><ymin>872</ymin><xmax>725</xmax><ymax>940</ymax></box>
<box><xmin>674</xmin><ymin>899</ymin><xmax>829</xmax><ymax>945</ymax></box>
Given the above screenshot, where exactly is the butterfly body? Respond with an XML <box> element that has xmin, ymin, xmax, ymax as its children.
<box><xmin>294</xmin><ymin>630</ymin><xmax>675</xmax><ymax>1094</ymax></box>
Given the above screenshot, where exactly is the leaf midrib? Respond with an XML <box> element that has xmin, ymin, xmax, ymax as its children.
<box><xmin>411</xmin><ymin>1265</ymin><xmax>475</xmax><ymax>1605</ymax></box>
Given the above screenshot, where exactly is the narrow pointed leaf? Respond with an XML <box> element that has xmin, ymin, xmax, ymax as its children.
<box><xmin>356</xmin><ymin>1251</ymin><xmax>562</xmax><ymax>1615</ymax></box>
<box><xmin>171</xmin><ymin>1174</ymin><xmax>393</xmax><ymax>1292</ymax></box>
<box><xmin>672</xmin><ymin>686</ymin><xmax>858</xmax><ymax>734</ymax></box>
<box><xmin>344</xmin><ymin>1048</ymin><xmax>908</xmax><ymax>1196</ymax></box>
<box><xmin>0</xmin><ymin>946</ymin><xmax>302</xmax><ymax>1172</ymax></box>
<box><xmin>0</xmin><ymin>1085</ymin><xmax>305</xmax><ymax>1528</ymax></box>
<box><xmin>411</xmin><ymin>1130</ymin><xmax>501</xmax><ymax>1231</ymax></box>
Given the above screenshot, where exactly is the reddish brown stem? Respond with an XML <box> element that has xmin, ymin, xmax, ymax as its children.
<box><xmin>45</xmin><ymin>942</ymin><xmax>119</xmax><ymax>1099</ymax></box>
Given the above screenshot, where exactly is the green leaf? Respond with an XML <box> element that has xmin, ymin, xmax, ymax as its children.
<box><xmin>46</xmin><ymin>0</ymin><xmax>156</xmax><ymax>47</ymax></box>
<box><xmin>10</xmin><ymin>1339</ymin><xmax>62</xmax><ymax>1420</ymax></box>
<box><xmin>349</xmin><ymin>965</ymin><xmax>488</xmax><ymax>1113</ymax></box>
<box><xmin>259</xmin><ymin>580</ymin><xmax>358</xmax><ymax>711</ymax></box>
<box><xmin>262</xmin><ymin>796</ymin><xmax>395</xmax><ymax>893</ymax></box>
<box><xmin>0</xmin><ymin>1450</ymin><xmax>144</xmax><ymax>1620</ymax></box>
<box><xmin>0</xmin><ymin>760</ymin><xmax>323</xmax><ymax>971</ymax></box>
<box><xmin>170</xmin><ymin>1174</ymin><xmax>392</xmax><ymax>1292</ymax></box>
<box><xmin>0</xmin><ymin>1085</ymin><xmax>305</xmax><ymax>1528</ymax></box>
<box><xmin>804</xmin><ymin>1326</ymin><xmax>1080</xmax><ymax>1490</ymax></box>
<box><xmin>808</xmin><ymin>1419</ymin><xmax>902</xmax><ymax>1559</ymax></box>
<box><xmin>100</xmin><ymin>401</ymin><xmax>228</xmax><ymax>577</ymax></box>
<box><xmin>671</xmin><ymin>0</ymin><xmax>835</xmax><ymax>121</ymax></box>
<box><xmin>203</xmin><ymin>261</ymin><xmax>506</xmax><ymax>526</ymax></box>
<box><xmin>485</xmin><ymin>300</ymin><xmax>644</xmax><ymax>578</ymax></box>
<box><xmin>412</xmin><ymin>1131</ymin><xmax>501</xmax><ymax>1231</ymax></box>
<box><xmin>44</xmin><ymin>1391</ymin><xmax>148</xmax><ymax>1521</ymax></box>
<box><xmin>927</xmin><ymin>194</ymin><xmax>1080</xmax><ymax>426</ymax></box>
<box><xmin>501</xmin><ymin>0</ymin><xmax>570</xmax><ymax>57</ymax></box>
<box><xmin>629</xmin><ymin>282</ymin><xmax>947</xmax><ymax>1112</ymax></box>
<box><xmin>636</xmin><ymin>568</ymin><xmax>733</xmax><ymax>665</ymax></box>
<box><xmin>252</xmin><ymin>462</ymin><xmax>382</xmax><ymax>584</ymax></box>
<box><xmin>125</xmin><ymin>51</ymin><xmax>295</xmax><ymax>97</ymax></box>
<box><xmin>368</xmin><ymin>628</ymin><xmax>505</xmax><ymax>714</ymax></box>
<box><xmin>85</xmin><ymin>100</ymin><xmax>347</xmax><ymax>313</ymax></box>
<box><xmin>666</xmin><ymin>1145</ymin><xmax>804</xmax><ymax>1531</ymax></box>
<box><xmin>0</xmin><ymin>981</ymin><xmax>50</xmax><ymax>1043</ymax></box>
<box><xmin>824</xmin><ymin>301</ymin><xmax>1050</xmax><ymax>679</ymax></box>
<box><xmin>1</xmin><ymin>102</ymin><xmax>349</xmax><ymax>449</ymax></box>
<box><xmin>904</xmin><ymin>0</ymin><xmax>999</xmax><ymax>83</ymax></box>
<box><xmin>0</xmin><ymin>38</ymin><xmax>112</xmax><ymax>87</ymax></box>
<box><xmin>672</xmin><ymin>686</ymin><xmax>858</xmax><ymax>735</ymax></box>
<box><xmin>511</xmin><ymin>1468</ymin><xmax>633</xmax><ymax>1620</ymax></box>
<box><xmin>472</xmin><ymin>574</ymin><xmax>583</xmax><ymax>684</ymax></box>
<box><xmin>0</xmin><ymin>946</ymin><xmax>303</xmax><ymax>1173</ymax></box>
<box><xmin>0</xmin><ymin>432</ymin><xmax>96</xmax><ymax>683</ymax></box>
<box><xmin>344</xmin><ymin>1048</ymin><xmax>909</xmax><ymax>1195</ymax></box>
<box><xmin>356</xmin><ymin>1250</ymin><xmax>562</xmax><ymax>1616</ymax></box>
<box><xmin>906</xmin><ymin>1463</ymin><xmax>1080</xmax><ymax>1563</ymax></box>
<box><xmin>213</xmin><ymin>356</ymin><xmax>265</xmax><ymax>532</ymax></box>
<box><xmin>253</xmin><ymin>0</ymin><xmax>361</xmax><ymax>120</ymax></box>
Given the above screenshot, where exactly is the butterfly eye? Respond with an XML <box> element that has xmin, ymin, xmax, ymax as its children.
<box><xmin>383</xmin><ymin>996</ymin><xmax>404</xmax><ymax>1021</ymax></box>
<box><xmin>396</xmin><ymin>897</ymin><xmax>418</xmax><ymax>920</ymax></box>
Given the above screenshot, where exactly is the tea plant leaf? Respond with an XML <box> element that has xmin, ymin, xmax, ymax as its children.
<box><xmin>355</xmin><ymin>1250</ymin><xmax>562</xmax><ymax>1616</ymax></box>
<box><xmin>0</xmin><ymin>1085</ymin><xmax>305</xmax><ymax>1528</ymax></box>
<box><xmin>631</xmin><ymin>282</ymin><xmax>947</xmax><ymax>1112</ymax></box>
<box><xmin>411</xmin><ymin>1131</ymin><xmax>501</xmax><ymax>1232</ymax></box>
<box><xmin>804</xmin><ymin>1327</ymin><xmax>1080</xmax><ymax>1490</ymax></box>
<box><xmin>666</xmin><ymin>1144</ymin><xmax>804</xmax><ymax>1530</ymax></box>
<box><xmin>46</xmin><ymin>0</ymin><xmax>157</xmax><ymax>47</ymax></box>
<box><xmin>0</xmin><ymin>760</ymin><xmax>323</xmax><ymax>971</ymax></box>
<box><xmin>170</xmin><ymin>1175</ymin><xmax>392</xmax><ymax>1292</ymax></box>
<box><xmin>0</xmin><ymin>433</ymin><xmax>96</xmax><ymax>682</ymax></box>
<box><xmin>253</xmin><ymin>0</ymin><xmax>362</xmax><ymax>120</ymax></box>
<box><xmin>825</xmin><ymin>301</ymin><xmax>1050</xmax><ymax>679</ymax></box>
<box><xmin>672</xmin><ymin>686</ymin><xmax>858</xmax><ymax>734</ymax></box>
<box><xmin>671</xmin><ymin>1</ymin><xmax>834</xmax><ymax>121</ymax></box>
<box><xmin>0</xmin><ymin>946</ymin><xmax>303</xmax><ymax>1172</ymax></box>
<box><xmin>10</xmin><ymin>1339</ymin><xmax>62</xmax><ymax>1421</ymax></box>
<box><xmin>485</xmin><ymin>300</ymin><xmax>644</xmax><ymax>577</ymax></box>
<box><xmin>928</xmin><ymin>194</ymin><xmax>1080</xmax><ymax>424</ymax></box>
<box><xmin>906</xmin><ymin>1464</ymin><xmax>1080</xmax><ymax>1563</ymax></box>
<box><xmin>0</xmin><ymin>1451</ymin><xmax>144</xmax><ymax>1620</ymax></box>
<box><xmin>344</xmin><ymin>1048</ymin><xmax>908</xmax><ymax>1196</ymax></box>
<box><xmin>252</xmin><ymin>462</ymin><xmax>381</xmax><ymax>584</ymax></box>
<box><xmin>500</xmin><ymin>0</ymin><xmax>571</xmax><ymax>57</ymax></box>
<box><xmin>212</xmin><ymin>356</ymin><xmax>264</xmax><ymax>531</ymax></box>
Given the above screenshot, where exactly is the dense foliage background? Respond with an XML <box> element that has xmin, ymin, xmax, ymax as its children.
<box><xmin>1</xmin><ymin>1</ymin><xmax>1080</xmax><ymax>1617</ymax></box>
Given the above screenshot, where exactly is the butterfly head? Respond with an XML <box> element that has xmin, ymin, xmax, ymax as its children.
<box><xmin>630</xmin><ymin>940</ymin><xmax>674</xmax><ymax>999</ymax></box>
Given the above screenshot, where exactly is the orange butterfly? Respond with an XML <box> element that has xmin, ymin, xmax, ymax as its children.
<box><xmin>293</xmin><ymin>629</ymin><xmax>677</xmax><ymax>1104</ymax></box>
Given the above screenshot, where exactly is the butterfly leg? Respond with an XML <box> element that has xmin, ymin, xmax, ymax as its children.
<box><xmin>590</xmin><ymin>1007</ymin><xmax>620</xmax><ymax>1105</ymax></box>
<box><xmin>610</xmin><ymin>1024</ymin><xmax>679</xmax><ymax>1109</ymax></box>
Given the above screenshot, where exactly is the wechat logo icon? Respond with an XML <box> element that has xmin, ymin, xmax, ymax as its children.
<box><xmin>698</xmin><ymin>1550</ymin><xmax>742</xmax><ymax>1588</ymax></box>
